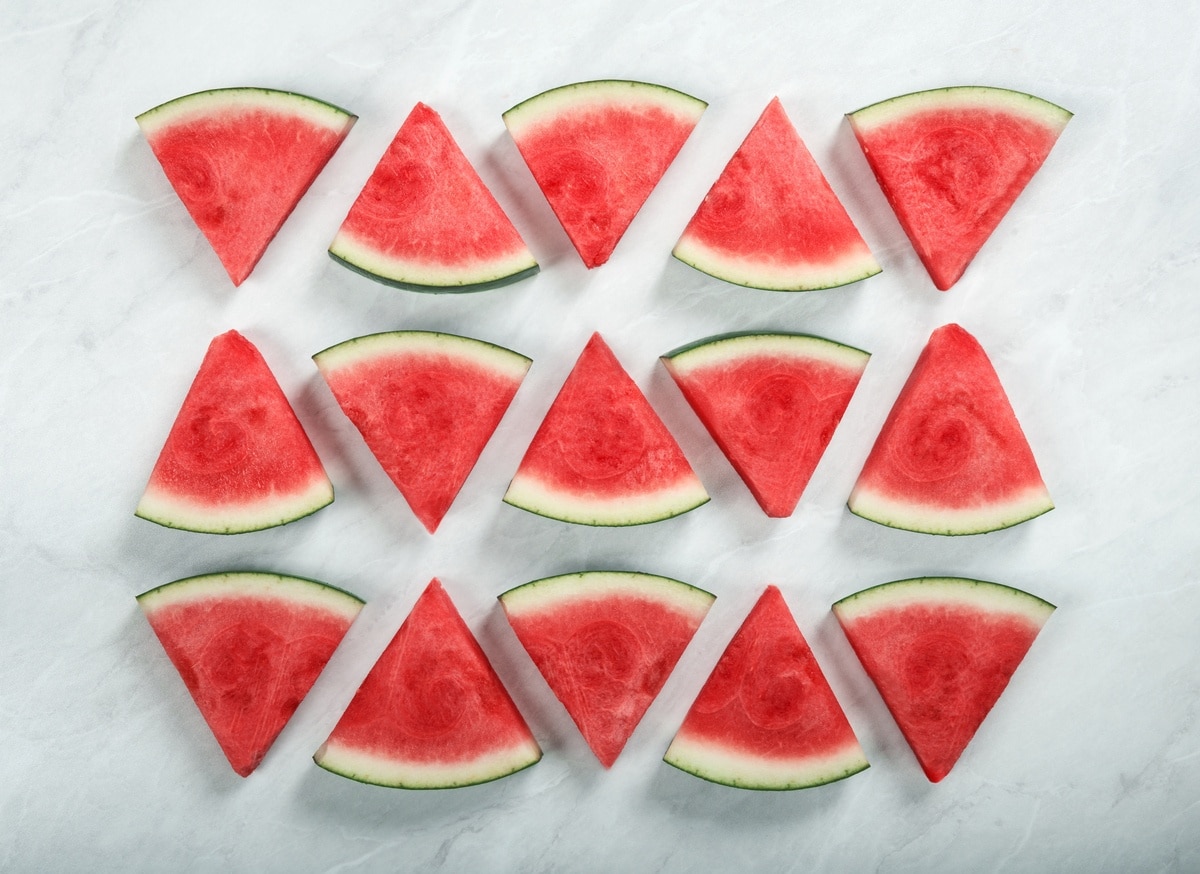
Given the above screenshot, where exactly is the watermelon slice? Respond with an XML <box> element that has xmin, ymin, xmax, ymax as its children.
<box><xmin>137</xmin><ymin>87</ymin><xmax>356</xmax><ymax>285</ymax></box>
<box><xmin>503</xmin><ymin>79</ymin><xmax>706</xmax><ymax>268</ymax></box>
<box><xmin>313</xmin><ymin>331</ymin><xmax>530</xmax><ymax>533</ymax></box>
<box><xmin>314</xmin><ymin>579</ymin><xmax>541</xmax><ymax>788</ymax></box>
<box><xmin>329</xmin><ymin>102</ymin><xmax>539</xmax><ymax>292</ymax></box>
<box><xmin>848</xmin><ymin>324</ymin><xmax>1052</xmax><ymax>535</ymax></box>
<box><xmin>673</xmin><ymin>97</ymin><xmax>880</xmax><ymax>291</ymax></box>
<box><xmin>846</xmin><ymin>86</ymin><xmax>1071</xmax><ymax>290</ymax></box>
<box><xmin>833</xmin><ymin>577</ymin><xmax>1055</xmax><ymax>782</ymax></box>
<box><xmin>137</xmin><ymin>571</ymin><xmax>364</xmax><ymax>777</ymax></box>
<box><xmin>504</xmin><ymin>333</ymin><xmax>709</xmax><ymax>526</ymax></box>
<box><xmin>662</xmin><ymin>332</ymin><xmax>870</xmax><ymax>517</ymax></box>
<box><xmin>664</xmin><ymin>586</ymin><xmax>869</xmax><ymax>790</ymax></box>
<box><xmin>499</xmin><ymin>571</ymin><xmax>714</xmax><ymax>767</ymax></box>
<box><xmin>136</xmin><ymin>330</ymin><xmax>335</xmax><ymax>534</ymax></box>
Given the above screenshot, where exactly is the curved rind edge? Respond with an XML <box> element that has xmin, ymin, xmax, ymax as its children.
<box><xmin>136</xmin><ymin>86</ymin><xmax>357</xmax><ymax>132</ymax></box>
<box><xmin>312</xmin><ymin>738</ymin><xmax>542</xmax><ymax>790</ymax></box>
<box><xmin>135</xmin><ymin>480</ymin><xmax>334</xmax><ymax>535</ymax></box>
<box><xmin>498</xmin><ymin>569</ymin><xmax>716</xmax><ymax>615</ymax></box>
<box><xmin>846</xmin><ymin>85</ymin><xmax>1072</xmax><ymax>132</ymax></box>
<box><xmin>831</xmin><ymin>576</ymin><xmax>1057</xmax><ymax>624</ymax></box>
<box><xmin>503</xmin><ymin>79</ymin><xmax>707</xmax><ymax>129</ymax></box>
<box><xmin>662</xmin><ymin>735</ymin><xmax>870</xmax><ymax>791</ymax></box>
<box><xmin>136</xmin><ymin>570</ymin><xmax>365</xmax><ymax>613</ymax></box>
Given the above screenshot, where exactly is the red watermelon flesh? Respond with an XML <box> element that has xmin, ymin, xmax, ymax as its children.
<box><xmin>137</xmin><ymin>87</ymin><xmax>356</xmax><ymax>285</ymax></box>
<box><xmin>499</xmin><ymin>571</ymin><xmax>714</xmax><ymax>768</ymax></box>
<box><xmin>848</xmin><ymin>323</ymin><xmax>1052</xmax><ymax>535</ymax></box>
<box><xmin>136</xmin><ymin>330</ymin><xmax>334</xmax><ymax>534</ymax></box>
<box><xmin>503</xmin><ymin>80</ymin><xmax>706</xmax><ymax>268</ymax></box>
<box><xmin>847</xmin><ymin>86</ymin><xmax>1071</xmax><ymax>290</ymax></box>
<box><xmin>137</xmin><ymin>571</ymin><xmax>364</xmax><ymax>777</ymax></box>
<box><xmin>313</xmin><ymin>331</ymin><xmax>530</xmax><ymax>533</ymax></box>
<box><xmin>664</xmin><ymin>586</ymin><xmax>868</xmax><ymax>789</ymax></box>
<box><xmin>674</xmin><ymin>97</ymin><xmax>880</xmax><ymax>291</ymax></box>
<box><xmin>833</xmin><ymin>577</ymin><xmax>1055</xmax><ymax>782</ymax></box>
<box><xmin>329</xmin><ymin>102</ymin><xmax>538</xmax><ymax>291</ymax></box>
<box><xmin>662</xmin><ymin>332</ymin><xmax>870</xmax><ymax>517</ymax></box>
<box><xmin>503</xmin><ymin>332</ymin><xmax>709</xmax><ymax>526</ymax></box>
<box><xmin>314</xmin><ymin>579</ymin><xmax>541</xmax><ymax>788</ymax></box>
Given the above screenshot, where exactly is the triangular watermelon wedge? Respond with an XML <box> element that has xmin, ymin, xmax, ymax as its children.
<box><xmin>138</xmin><ymin>571</ymin><xmax>364</xmax><ymax>777</ymax></box>
<box><xmin>846</xmin><ymin>86</ymin><xmax>1071</xmax><ymax>290</ymax></box>
<box><xmin>499</xmin><ymin>571</ymin><xmax>715</xmax><ymax>768</ymax></box>
<box><xmin>847</xmin><ymin>323</ymin><xmax>1053</xmax><ymax>535</ymax></box>
<box><xmin>832</xmin><ymin>577</ymin><xmax>1055</xmax><ymax>782</ymax></box>
<box><xmin>313</xmin><ymin>331</ymin><xmax>531</xmax><ymax>533</ymax></box>
<box><xmin>503</xmin><ymin>79</ymin><xmax>706</xmax><ymax>268</ymax></box>
<box><xmin>664</xmin><ymin>586</ymin><xmax>869</xmax><ymax>790</ymax></box>
<box><xmin>504</xmin><ymin>332</ymin><xmax>709</xmax><ymax>526</ymax></box>
<box><xmin>137</xmin><ymin>87</ymin><xmax>356</xmax><ymax>285</ymax></box>
<box><xmin>329</xmin><ymin>102</ymin><xmax>539</xmax><ymax>292</ymax></box>
<box><xmin>314</xmin><ymin>579</ymin><xmax>542</xmax><ymax>788</ymax></box>
<box><xmin>674</xmin><ymin>97</ymin><xmax>881</xmax><ymax>291</ymax></box>
<box><xmin>662</xmin><ymin>332</ymin><xmax>870</xmax><ymax>517</ymax></box>
<box><xmin>136</xmin><ymin>330</ymin><xmax>335</xmax><ymax>534</ymax></box>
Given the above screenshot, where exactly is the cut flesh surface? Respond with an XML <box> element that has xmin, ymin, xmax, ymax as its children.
<box><xmin>662</xmin><ymin>332</ymin><xmax>870</xmax><ymax>517</ymax></box>
<box><xmin>314</xmin><ymin>331</ymin><xmax>530</xmax><ymax>532</ymax></box>
<box><xmin>500</xmin><ymin>571</ymin><xmax>714</xmax><ymax>767</ymax></box>
<box><xmin>847</xmin><ymin>86</ymin><xmax>1071</xmax><ymax>290</ymax></box>
<box><xmin>504</xmin><ymin>79</ymin><xmax>706</xmax><ymax>267</ymax></box>
<box><xmin>674</xmin><ymin>97</ymin><xmax>880</xmax><ymax>291</ymax></box>
<box><xmin>138</xmin><ymin>571</ymin><xmax>363</xmax><ymax>777</ymax></box>
<box><xmin>504</xmin><ymin>332</ymin><xmax>709</xmax><ymax>526</ymax></box>
<box><xmin>330</xmin><ymin>102</ymin><xmax>538</xmax><ymax>291</ymax></box>
<box><xmin>833</xmin><ymin>577</ymin><xmax>1054</xmax><ymax>782</ymax></box>
<box><xmin>315</xmin><ymin>579</ymin><xmax>541</xmax><ymax>788</ymax></box>
<box><xmin>664</xmin><ymin>586</ymin><xmax>869</xmax><ymax>789</ymax></box>
<box><xmin>137</xmin><ymin>87</ymin><xmax>356</xmax><ymax>285</ymax></box>
<box><xmin>848</xmin><ymin>323</ymin><xmax>1052</xmax><ymax>534</ymax></box>
<box><xmin>136</xmin><ymin>330</ymin><xmax>334</xmax><ymax>534</ymax></box>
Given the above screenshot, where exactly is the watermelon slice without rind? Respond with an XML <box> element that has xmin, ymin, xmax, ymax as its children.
<box><xmin>847</xmin><ymin>86</ymin><xmax>1071</xmax><ymax>290</ymax></box>
<box><xmin>504</xmin><ymin>79</ymin><xmax>706</xmax><ymax>268</ymax></box>
<box><xmin>833</xmin><ymin>577</ymin><xmax>1055</xmax><ymax>782</ymax></box>
<box><xmin>137</xmin><ymin>87</ymin><xmax>356</xmax><ymax>285</ymax></box>
<box><xmin>847</xmin><ymin>323</ymin><xmax>1053</xmax><ymax>535</ymax></box>
<box><xmin>664</xmin><ymin>586</ymin><xmax>869</xmax><ymax>790</ymax></box>
<box><xmin>662</xmin><ymin>332</ymin><xmax>870</xmax><ymax>517</ymax></box>
<box><xmin>504</xmin><ymin>332</ymin><xmax>709</xmax><ymax>526</ymax></box>
<box><xmin>314</xmin><ymin>331</ymin><xmax>531</xmax><ymax>533</ymax></box>
<box><xmin>136</xmin><ymin>330</ymin><xmax>335</xmax><ymax>534</ymax></box>
<box><xmin>329</xmin><ymin>102</ymin><xmax>538</xmax><ymax>292</ymax></box>
<box><xmin>314</xmin><ymin>579</ymin><xmax>541</xmax><ymax>788</ymax></box>
<box><xmin>137</xmin><ymin>571</ymin><xmax>364</xmax><ymax>777</ymax></box>
<box><xmin>500</xmin><ymin>571</ymin><xmax>714</xmax><ymax>767</ymax></box>
<box><xmin>674</xmin><ymin>97</ymin><xmax>880</xmax><ymax>291</ymax></box>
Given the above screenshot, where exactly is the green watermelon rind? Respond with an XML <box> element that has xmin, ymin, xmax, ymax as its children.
<box><xmin>502</xmin><ymin>79</ymin><xmax>707</xmax><ymax>131</ymax></box>
<box><xmin>498</xmin><ymin>570</ymin><xmax>716</xmax><ymax>618</ymax></box>
<box><xmin>312</xmin><ymin>737</ymin><xmax>543</xmax><ymax>790</ymax></box>
<box><xmin>502</xmin><ymin>475</ymin><xmax>711</xmax><ymax>528</ymax></box>
<box><xmin>846</xmin><ymin>85</ymin><xmax>1073</xmax><ymax>133</ymax></box>
<box><xmin>136</xmin><ymin>570</ymin><xmax>365</xmax><ymax>617</ymax></box>
<box><xmin>831</xmin><ymin>576</ymin><xmax>1056</xmax><ymax>625</ymax></box>
<box><xmin>327</xmin><ymin>248</ymin><xmax>539</xmax><ymax>294</ymax></box>
<box><xmin>846</xmin><ymin>483</ymin><xmax>1055</xmax><ymax>537</ymax></box>
<box><xmin>672</xmin><ymin>241</ymin><xmax>881</xmax><ymax>293</ymax></box>
<box><xmin>662</xmin><ymin>331</ymin><xmax>870</xmax><ymax>371</ymax></box>
<box><xmin>312</xmin><ymin>330</ymin><xmax>532</xmax><ymax>379</ymax></box>
<box><xmin>663</xmin><ymin>734</ymin><xmax>869</xmax><ymax>791</ymax></box>
<box><xmin>136</xmin><ymin>87</ymin><xmax>357</xmax><ymax>135</ymax></box>
<box><xmin>135</xmin><ymin>477</ymin><xmax>334</xmax><ymax>536</ymax></box>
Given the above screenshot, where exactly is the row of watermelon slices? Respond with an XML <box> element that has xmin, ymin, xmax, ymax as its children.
<box><xmin>137</xmin><ymin>81</ymin><xmax>1070</xmax><ymax>293</ymax></box>
<box><xmin>137</xmin><ymin>324</ymin><xmax>1052</xmax><ymax>537</ymax></box>
<box><xmin>138</xmin><ymin>569</ymin><xmax>1054</xmax><ymax>788</ymax></box>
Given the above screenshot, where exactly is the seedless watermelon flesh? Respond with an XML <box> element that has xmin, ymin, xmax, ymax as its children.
<box><xmin>137</xmin><ymin>87</ymin><xmax>356</xmax><ymax>285</ymax></box>
<box><xmin>137</xmin><ymin>571</ymin><xmax>364</xmax><ymax>777</ymax></box>
<box><xmin>833</xmin><ymin>577</ymin><xmax>1055</xmax><ymax>782</ymax></box>
<box><xmin>136</xmin><ymin>330</ymin><xmax>334</xmax><ymax>534</ymax></box>
<box><xmin>847</xmin><ymin>86</ymin><xmax>1071</xmax><ymax>290</ymax></box>
<box><xmin>504</xmin><ymin>79</ymin><xmax>706</xmax><ymax>268</ymax></box>
<box><xmin>662</xmin><ymin>332</ymin><xmax>870</xmax><ymax>517</ymax></box>
<box><xmin>674</xmin><ymin>97</ymin><xmax>880</xmax><ymax>291</ymax></box>
<box><xmin>315</xmin><ymin>579</ymin><xmax>541</xmax><ymax>788</ymax></box>
<box><xmin>330</xmin><ymin>102</ymin><xmax>538</xmax><ymax>292</ymax></box>
<box><xmin>664</xmin><ymin>586</ymin><xmax>869</xmax><ymax>790</ymax></box>
<box><xmin>504</xmin><ymin>333</ymin><xmax>709</xmax><ymax>526</ymax></box>
<box><xmin>500</xmin><ymin>571</ymin><xmax>714</xmax><ymax>767</ymax></box>
<box><xmin>847</xmin><ymin>323</ymin><xmax>1053</xmax><ymax>535</ymax></box>
<box><xmin>314</xmin><ymin>331</ymin><xmax>531</xmax><ymax>533</ymax></box>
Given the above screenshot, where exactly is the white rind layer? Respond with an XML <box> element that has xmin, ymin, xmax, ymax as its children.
<box><xmin>499</xmin><ymin>571</ymin><xmax>715</xmax><ymax>622</ymax></box>
<box><xmin>672</xmin><ymin>235</ymin><xmax>880</xmax><ymax>292</ymax></box>
<box><xmin>663</xmin><ymin>332</ymin><xmax>869</xmax><ymax>377</ymax></box>
<box><xmin>847</xmin><ymin>85</ymin><xmax>1073</xmax><ymax>136</ymax></box>
<box><xmin>502</xmin><ymin>470</ymin><xmax>709</xmax><ymax>527</ymax></box>
<box><xmin>136</xmin><ymin>87</ymin><xmax>355</xmax><ymax>138</ymax></box>
<box><xmin>313</xmin><ymin>330</ymin><xmax>531</xmax><ymax>382</ymax></box>
<box><xmin>135</xmin><ymin>475</ymin><xmax>334</xmax><ymax>535</ymax></box>
<box><xmin>502</xmin><ymin>79</ymin><xmax>706</xmax><ymax>138</ymax></box>
<box><xmin>832</xmin><ymin>577</ymin><xmax>1056</xmax><ymax>627</ymax></box>
<box><xmin>313</xmin><ymin>736</ymin><xmax>542</xmax><ymax>789</ymax></box>
<box><xmin>328</xmin><ymin>231</ymin><xmax>537</xmax><ymax>291</ymax></box>
<box><xmin>847</xmin><ymin>481</ymin><xmax>1054</xmax><ymax>536</ymax></box>
<box><xmin>136</xmin><ymin>571</ymin><xmax>364</xmax><ymax>620</ymax></box>
<box><xmin>663</xmin><ymin>732</ymin><xmax>869</xmax><ymax>790</ymax></box>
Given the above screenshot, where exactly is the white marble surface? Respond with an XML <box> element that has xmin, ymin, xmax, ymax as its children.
<box><xmin>3</xmin><ymin>0</ymin><xmax>1198</xmax><ymax>870</ymax></box>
